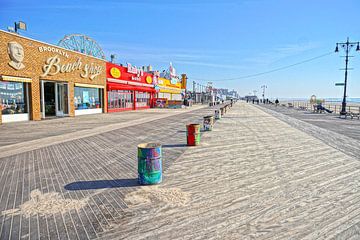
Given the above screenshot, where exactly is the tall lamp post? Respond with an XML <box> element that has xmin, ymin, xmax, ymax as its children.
<box><xmin>335</xmin><ymin>37</ymin><xmax>360</xmax><ymax>115</ymax></box>
<box><xmin>261</xmin><ymin>85</ymin><xmax>267</xmax><ymax>102</ymax></box>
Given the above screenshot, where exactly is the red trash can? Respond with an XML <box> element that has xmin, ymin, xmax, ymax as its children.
<box><xmin>186</xmin><ymin>124</ymin><xmax>201</xmax><ymax>146</ymax></box>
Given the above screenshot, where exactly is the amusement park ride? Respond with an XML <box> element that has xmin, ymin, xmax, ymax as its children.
<box><xmin>58</xmin><ymin>34</ymin><xmax>106</xmax><ymax>59</ymax></box>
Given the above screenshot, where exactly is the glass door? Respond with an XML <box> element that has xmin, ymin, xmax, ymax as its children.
<box><xmin>43</xmin><ymin>81</ymin><xmax>56</xmax><ymax>117</ymax></box>
<box><xmin>56</xmin><ymin>83</ymin><xmax>69</xmax><ymax>117</ymax></box>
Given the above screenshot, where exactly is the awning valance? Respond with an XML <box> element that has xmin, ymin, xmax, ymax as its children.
<box><xmin>107</xmin><ymin>83</ymin><xmax>156</xmax><ymax>93</ymax></box>
<box><xmin>0</xmin><ymin>75</ymin><xmax>32</xmax><ymax>83</ymax></box>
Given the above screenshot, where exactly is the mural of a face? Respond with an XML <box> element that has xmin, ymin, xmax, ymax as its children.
<box><xmin>8</xmin><ymin>41</ymin><xmax>25</xmax><ymax>70</ymax></box>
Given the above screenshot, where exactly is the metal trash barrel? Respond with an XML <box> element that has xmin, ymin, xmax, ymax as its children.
<box><xmin>186</xmin><ymin>124</ymin><xmax>201</xmax><ymax>146</ymax></box>
<box><xmin>215</xmin><ymin>110</ymin><xmax>221</xmax><ymax>120</ymax></box>
<box><xmin>138</xmin><ymin>143</ymin><xmax>162</xmax><ymax>185</ymax></box>
<box><xmin>203</xmin><ymin>116</ymin><xmax>214</xmax><ymax>131</ymax></box>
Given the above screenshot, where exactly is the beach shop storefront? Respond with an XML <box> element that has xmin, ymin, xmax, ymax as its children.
<box><xmin>0</xmin><ymin>30</ymin><xmax>106</xmax><ymax>124</ymax></box>
<box><xmin>106</xmin><ymin>62</ymin><xmax>155</xmax><ymax>112</ymax></box>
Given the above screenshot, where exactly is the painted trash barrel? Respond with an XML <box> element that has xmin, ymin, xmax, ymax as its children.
<box><xmin>203</xmin><ymin>115</ymin><xmax>214</xmax><ymax>131</ymax></box>
<box><xmin>215</xmin><ymin>110</ymin><xmax>221</xmax><ymax>120</ymax></box>
<box><xmin>138</xmin><ymin>143</ymin><xmax>162</xmax><ymax>185</ymax></box>
<box><xmin>186</xmin><ymin>124</ymin><xmax>201</xmax><ymax>146</ymax></box>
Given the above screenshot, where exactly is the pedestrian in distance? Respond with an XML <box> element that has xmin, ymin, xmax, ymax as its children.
<box><xmin>275</xmin><ymin>98</ymin><xmax>279</xmax><ymax>106</ymax></box>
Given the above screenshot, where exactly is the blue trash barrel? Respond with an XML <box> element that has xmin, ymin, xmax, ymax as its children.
<box><xmin>137</xmin><ymin>143</ymin><xmax>162</xmax><ymax>185</ymax></box>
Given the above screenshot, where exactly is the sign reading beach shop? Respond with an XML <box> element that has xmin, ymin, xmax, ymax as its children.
<box><xmin>38</xmin><ymin>46</ymin><xmax>103</xmax><ymax>80</ymax></box>
<box><xmin>106</xmin><ymin>62</ymin><xmax>153</xmax><ymax>85</ymax></box>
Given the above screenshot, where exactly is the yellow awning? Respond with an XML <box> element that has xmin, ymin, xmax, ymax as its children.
<box><xmin>1</xmin><ymin>75</ymin><xmax>32</xmax><ymax>83</ymax></box>
<box><xmin>75</xmin><ymin>83</ymin><xmax>105</xmax><ymax>89</ymax></box>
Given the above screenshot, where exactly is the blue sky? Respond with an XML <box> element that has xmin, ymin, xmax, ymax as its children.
<box><xmin>1</xmin><ymin>0</ymin><xmax>360</xmax><ymax>98</ymax></box>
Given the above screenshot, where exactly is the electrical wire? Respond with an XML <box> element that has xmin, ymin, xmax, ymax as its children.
<box><xmin>190</xmin><ymin>51</ymin><xmax>334</xmax><ymax>82</ymax></box>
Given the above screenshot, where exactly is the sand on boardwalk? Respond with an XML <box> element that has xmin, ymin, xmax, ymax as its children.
<box><xmin>1</xmin><ymin>189</ymin><xmax>88</xmax><ymax>218</ymax></box>
<box><xmin>125</xmin><ymin>186</ymin><xmax>190</xmax><ymax>207</ymax></box>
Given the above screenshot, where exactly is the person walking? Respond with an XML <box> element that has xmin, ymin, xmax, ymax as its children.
<box><xmin>275</xmin><ymin>98</ymin><xmax>279</xmax><ymax>106</ymax></box>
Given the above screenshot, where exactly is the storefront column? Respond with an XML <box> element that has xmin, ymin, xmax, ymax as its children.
<box><xmin>30</xmin><ymin>80</ymin><xmax>41</xmax><ymax>121</ymax></box>
<box><xmin>103</xmin><ymin>88</ymin><xmax>108</xmax><ymax>113</ymax></box>
<box><xmin>133</xmin><ymin>91</ymin><xmax>137</xmax><ymax>110</ymax></box>
<box><xmin>69</xmin><ymin>83</ymin><xmax>75</xmax><ymax>117</ymax></box>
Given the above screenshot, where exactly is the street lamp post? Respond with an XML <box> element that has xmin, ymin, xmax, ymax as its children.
<box><xmin>261</xmin><ymin>85</ymin><xmax>267</xmax><ymax>102</ymax></box>
<box><xmin>335</xmin><ymin>37</ymin><xmax>360</xmax><ymax>115</ymax></box>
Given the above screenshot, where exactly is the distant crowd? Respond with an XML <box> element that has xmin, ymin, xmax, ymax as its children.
<box><xmin>246</xmin><ymin>98</ymin><xmax>279</xmax><ymax>105</ymax></box>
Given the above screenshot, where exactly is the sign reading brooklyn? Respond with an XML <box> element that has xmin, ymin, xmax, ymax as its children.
<box><xmin>41</xmin><ymin>55</ymin><xmax>103</xmax><ymax>80</ymax></box>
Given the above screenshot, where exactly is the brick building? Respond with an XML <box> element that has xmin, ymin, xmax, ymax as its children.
<box><xmin>0</xmin><ymin>30</ymin><xmax>107</xmax><ymax>124</ymax></box>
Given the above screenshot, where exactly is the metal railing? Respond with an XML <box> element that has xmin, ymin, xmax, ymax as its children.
<box><xmin>282</xmin><ymin>101</ymin><xmax>360</xmax><ymax>114</ymax></box>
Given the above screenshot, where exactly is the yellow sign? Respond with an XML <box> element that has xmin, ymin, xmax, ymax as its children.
<box><xmin>110</xmin><ymin>67</ymin><xmax>121</xmax><ymax>79</ymax></box>
<box><xmin>157</xmin><ymin>77</ymin><xmax>181</xmax><ymax>88</ymax></box>
<box><xmin>146</xmin><ymin>76</ymin><xmax>153</xmax><ymax>84</ymax></box>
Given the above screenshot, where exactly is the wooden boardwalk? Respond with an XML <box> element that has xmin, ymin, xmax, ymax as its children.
<box><xmin>101</xmin><ymin>103</ymin><xmax>360</xmax><ymax>239</ymax></box>
<box><xmin>1</xmin><ymin>102</ymin><xmax>360</xmax><ymax>239</ymax></box>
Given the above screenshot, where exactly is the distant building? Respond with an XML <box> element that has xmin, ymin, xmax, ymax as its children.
<box><xmin>244</xmin><ymin>95</ymin><xmax>258</xmax><ymax>101</ymax></box>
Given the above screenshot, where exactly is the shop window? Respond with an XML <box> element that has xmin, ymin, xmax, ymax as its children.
<box><xmin>136</xmin><ymin>92</ymin><xmax>150</xmax><ymax>108</ymax></box>
<box><xmin>0</xmin><ymin>81</ymin><xmax>28</xmax><ymax>115</ymax></box>
<box><xmin>108</xmin><ymin>90</ymin><xmax>133</xmax><ymax>110</ymax></box>
<box><xmin>74</xmin><ymin>87</ymin><xmax>102</xmax><ymax>110</ymax></box>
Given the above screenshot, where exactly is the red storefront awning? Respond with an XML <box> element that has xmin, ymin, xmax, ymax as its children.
<box><xmin>107</xmin><ymin>82</ymin><xmax>156</xmax><ymax>93</ymax></box>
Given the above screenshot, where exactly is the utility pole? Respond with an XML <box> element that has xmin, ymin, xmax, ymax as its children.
<box><xmin>335</xmin><ymin>38</ymin><xmax>360</xmax><ymax>115</ymax></box>
<box><xmin>261</xmin><ymin>85</ymin><xmax>267</xmax><ymax>102</ymax></box>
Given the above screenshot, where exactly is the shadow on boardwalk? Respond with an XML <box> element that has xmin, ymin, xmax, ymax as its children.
<box><xmin>162</xmin><ymin>143</ymin><xmax>187</xmax><ymax>148</ymax></box>
<box><xmin>64</xmin><ymin>178</ymin><xmax>139</xmax><ymax>190</ymax></box>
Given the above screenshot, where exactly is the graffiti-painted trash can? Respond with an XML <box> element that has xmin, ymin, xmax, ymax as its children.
<box><xmin>186</xmin><ymin>124</ymin><xmax>201</xmax><ymax>146</ymax></box>
<box><xmin>203</xmin><ymin>116</ymin><xmax>214</xmax><ymax>131</ymax></box>
<box><xmin>215</xmin><ymin>110</ymin><xmax>221</xmax><ymax>120</ymax></box>
<box><xmin>138</xmin><ymin>143</ymin><xmax>162</xmax><ymax>185</ymax></box>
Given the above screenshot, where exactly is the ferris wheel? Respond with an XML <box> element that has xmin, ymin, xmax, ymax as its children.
<box><xmin>58</xmin><ymin>34</ymin><xmax>105</xmax><ymax>59</ymax></box>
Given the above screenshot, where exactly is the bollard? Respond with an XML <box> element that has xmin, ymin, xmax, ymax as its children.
<box><xmin>186</xmin><ymin>124</ymin><xmax>201</xmax><ymax>146</ymax></box>
<box><xmin>138</xmin><ymin>143</ymin><xmax>162</xmax><ymax>185</ymax></box>
<box><xmin>215</xmin><ymin>110</ymin><xmax>221</xmax><ymax>120</ymax></box>
<box><xmin>203</xmin><ymin>116</ymin><xmax>214</xmax><ymax>131</ymax></box>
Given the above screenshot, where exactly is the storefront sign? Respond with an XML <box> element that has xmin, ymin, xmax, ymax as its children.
<box><xmin>106</xmin><ymin>62</ymin><xmax>154</xmax><ymax>86</ymax></box>
<box><xmin>146</xmin><ymin>76</ymin><xmax>153</xmax><ymax>84</ymax></box>
<box><xmin>38</xmin><ymin>46</ymin><xmax>69</xmax><ymax>58</ymax></box>
<box><xmin>127</xmin><ymin>63</ymin><xmax>144</xmax><ymax>77</ymax></box>
<box><xmin>41</xmin><ymin>55</ymin><xmax>103</xmax><ymax>80</ymax></box>
<box><xmin>110</xmin><ymin>67</ymin><xmax>121</xmax><ymax>78</ymax></box>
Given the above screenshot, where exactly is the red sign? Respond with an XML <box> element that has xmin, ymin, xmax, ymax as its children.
<box><xmin>106</xmin><ymin>62</ymin><xmax>153</xmax><ymax>85</ymax></box>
